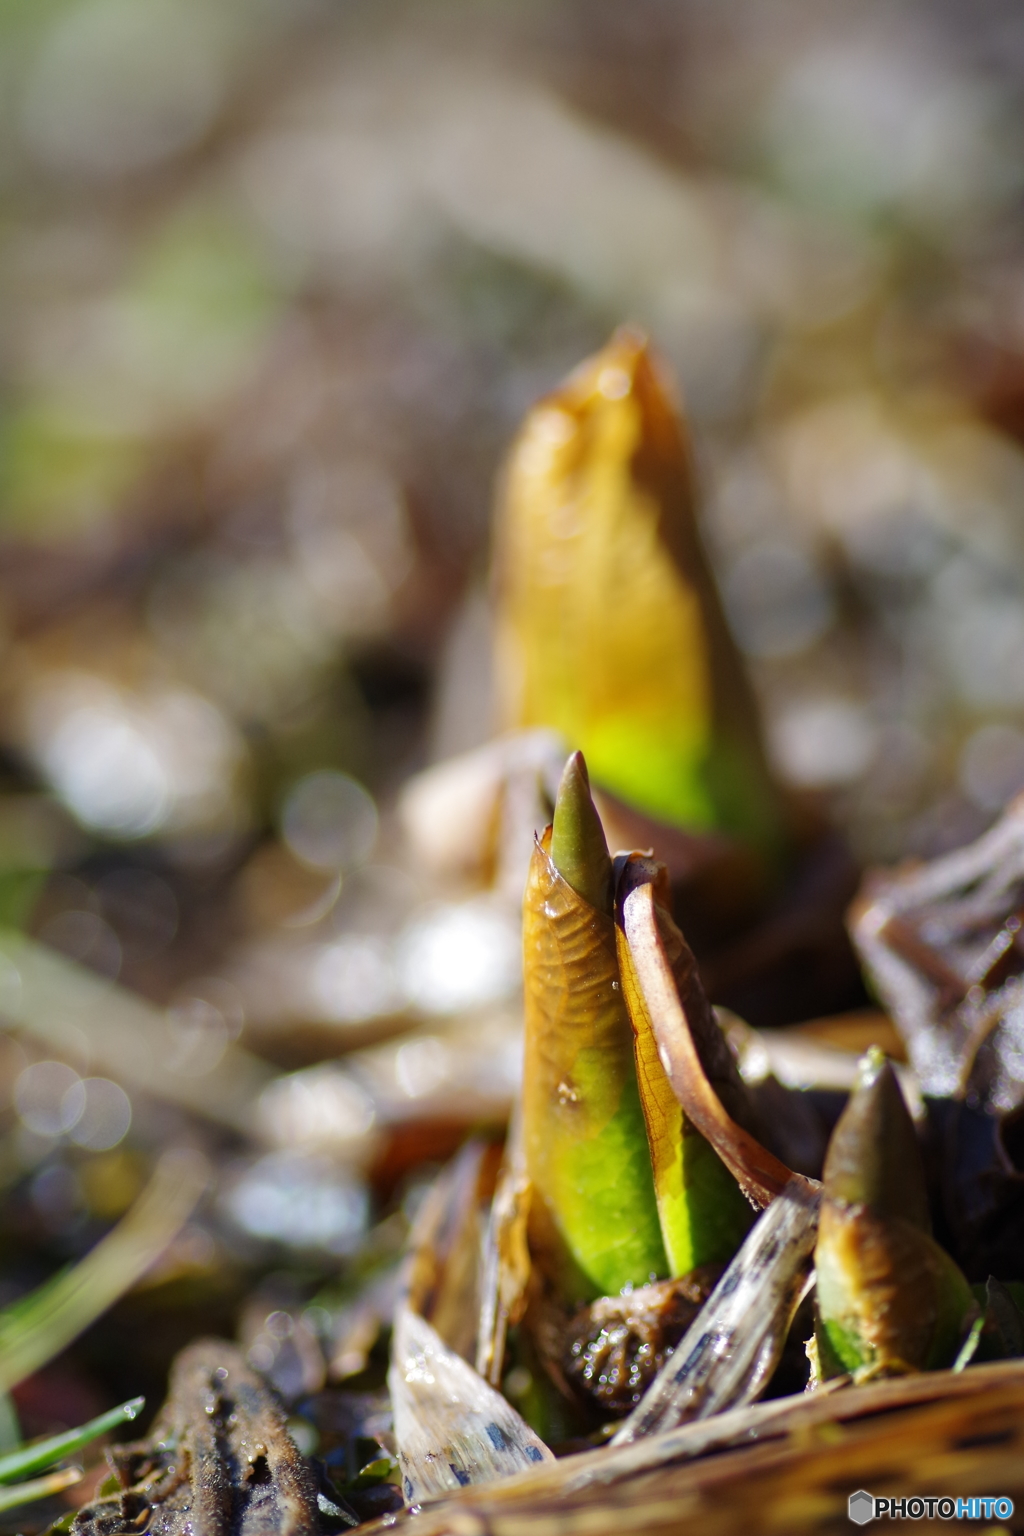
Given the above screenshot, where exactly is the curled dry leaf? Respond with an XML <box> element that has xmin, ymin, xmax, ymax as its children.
<box><xmin>849</xmin><ymin>792</ymin><xmax>1024</xmax><ymax>1111</ymax></box>
<box><xmin>849</xmin><ymin>794</ymin><xmax>1024</xmax><ymax>1277</ymax></box>
<box><xmin>397</xmin><ymin>729</ymin><xmax>564</xmax><ymax>892</ymax></box>
<box><xmin>616</xmin><ymin>855</ymin><xmax>797</xmax><ymax>1210</ymax></box>
<box><xmin>600</xmin><ymin>852</ymin><xmax>822</xmax><ymax>1435</ymax></box>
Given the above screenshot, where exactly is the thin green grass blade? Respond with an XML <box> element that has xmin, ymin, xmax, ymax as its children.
<box><xmin>0</xmin><ymin>1394</ymin><xmax>19</xmax><ymax>1454</ymax></box>
<box><xmin>0</xmin><ymin>1397</ymin><xmax>144</xmax><ymax>1485</ymax></box>
<box><xmin>0</xmin><ymin>1148</ymin><xmax>207</xmax><ymax>1396</ymax></box>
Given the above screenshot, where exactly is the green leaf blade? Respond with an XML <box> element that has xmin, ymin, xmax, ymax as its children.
<box><xmin>0</xmin><ymin>1397</ymin><xmax>144</xmax><ymax>1485</ymax></box>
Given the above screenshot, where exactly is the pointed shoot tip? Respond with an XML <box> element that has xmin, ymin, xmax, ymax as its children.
<box><xmin>855</xmin><ymin>1044</ymin><xmax>889</xmax><ymax>1091</ymax></box>
<box><xmin>565</xmin><ymin>749</ymin><xmax>590</xmax><ymax>789</ymax></box>
<box><xmin>824</xmin><ymin>1048</ymin><xmax>930</xmax><ymax>1231</ymax></box>
<box><xmin>550</xmin><ymin>751</ymin><xmax>611</xmax><ymax>914</ymax></box>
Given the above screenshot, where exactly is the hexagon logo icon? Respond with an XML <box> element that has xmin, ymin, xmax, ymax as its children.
<box><xmin>848</xmin><ymin>1490</ymin><xmax>874</xmax><ymax>1525</ymax></box>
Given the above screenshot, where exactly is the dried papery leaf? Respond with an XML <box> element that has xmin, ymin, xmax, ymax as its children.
<box><xmin>848</xmin><ymin>793</ymin><xmax>1024</xmax><ymax>1271</ymax></box>
<box><xmin>389</xmin><ymin>1307</ymin><xmax>554</xmax><ymax>1504</ymax></box>
<box><xmin>492</xmin><ymin>328</ymin><xmax>784</xmax><ymax>864</ymax></box>
<box><xmin>398</xmin><ymin>729</ymin><xmax>564</xmax><ymax>890</ymax></box>
<box><xmin>522</xmin><ymin>828</ymin><xmax>666</xmax><ymax>1305</ymax></box>
<box><xmin>849</xmin><ymin>792</ymin><xmax>1024</xmax><ymax>1111</ymax></box>
<box><xmin>476</xmin><ymin>1110</ymin><xmax>532</xmax><ymax>1388</ymax></box>
<box><xmin>403</xmin><ymin>1139</ymin><xmax>499</xmax><ymax>1364</ymax></box>
<box><xmin>617</xmin><ymin>859</ymin><xmax>795</xmax><ymax>1209</ymax></box>
<box><xmin>350</xmin><ymin>1359</ymin><xmax>1024</xmax><ymax>1536</ymax></box>
<box><xmin>610</xmin><ymin>1178</ymin><xmax>820</xmax><ymax>1443</ymax></box>
<box><xmin>394</xmin><ymin>1147</ymin><xmax>555</xmax><ymax>1498</ymax></box>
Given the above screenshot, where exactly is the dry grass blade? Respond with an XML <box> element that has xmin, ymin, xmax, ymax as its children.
<box><xmin>611</xmin><ymin>1178</ymin><xmax>820</xmax><ymax>1442</ymax></box>
<box><xmin>476</xmin><ymin>1113</ymin><xmax>531</xmax><ymax>1388</ymax></box>
<box><xmin>0</xmin><ymin>1147</ymin><xmax>208</xmax><ymax>1395</ymax></box>
<box><xmin>0</xmin><ymin>1466</ymin><xmax>83</xmax><ymax>1513</ymax></box>
<box><xmin>0</xmin><ymin>930</ymin><xmax>274</xmax><ymax>1134</ymax></box>
<box><xmin>404</xmin><ymin>1140</ymin><xmax>496</xmax><ymax>1366</ymax></box>
<box><xmin>358</xmin><ymin>1359</ymin><xmax>1024</xmax><ymax>1535</ymax></box>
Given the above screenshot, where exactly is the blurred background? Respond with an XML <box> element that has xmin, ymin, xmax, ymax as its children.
<box><xmin>3</xmin><ymin>0</ymin><xmax>1024</xmax><ymax>1484</ymax></box>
